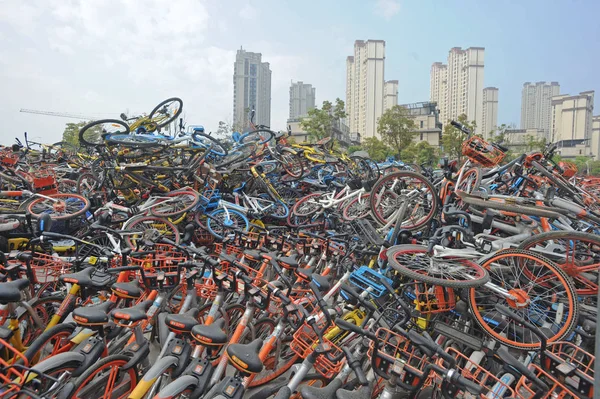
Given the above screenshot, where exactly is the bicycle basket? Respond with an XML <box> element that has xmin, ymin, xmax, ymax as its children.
<box><xmin>461</xmin><ymin>137</ymin><xmax>506</xmax><ymax>167</ymax></box>
<box><xmin>128</xmin><ymin>244</ymin><xmax>187</xmax><ymax>288</ymax></box>
<box><xmin>33</xmin><ymin>171</ymin><xmax>58</xmax><ymax>195</ymax></box>
<box><xmin>515</xmin><ymin>363</ymin><xmax>589</xmax><ymax>399</ymax></box>
<box><xmin>433</xmin><ymin>347</ymin><xmax>516</xmax><ymax>399</ymax></box>
<box><xmin>290</xmin><ymin>321</ymin><xmax>344</xmax><ymax>379</ymax></box>
<box><xmin>367</xmin><ymin>328</ymin><xmax>426</xmax><ymax>384</ymax></box>
<box><xmin>349</xmin><ymin>266</ymin><xmax>393</xmax><ymax>298</ymax></box>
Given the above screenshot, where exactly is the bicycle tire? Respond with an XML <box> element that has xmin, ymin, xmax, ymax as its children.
<box><xmin>150</xmin><ymin>190</ymin><xmax>200</xmax><ymax>217</ymax></box>
<box><xmin>278</xmin><ymin>148</ymin><xmax>305</xmax><ymax>180</ymax></box>
<box><xmin>468</xmin><ymin>249</ymin><xmax>578</xmax><ymax>350</ymax></box>
<box><xmin>342</xmin><ymin>193</ymin><xmax>371</xmax><ymax>221</ymax></box>
<box><xmin>519</xmin><ymin>231</ymin><xmax>600</xmax><ymax>296</ymax></box>
<box><xmin>247</xmin><ymin>318</ymin><xmax>299</xmax><ymax>387</ymax></box>
<box><xmin>456</xmin><ymin>167</ymin><xmax>481</xmax><ymax>209</ymax></box>
<box><xmin>19</xmin><ymin>295</ymin><xmax>63</xmax><ymax>347</ymax></box>
<box><xmin>27</xmin><ymin>193</ymin><xmax>90</xmax><ymax>221</ymax></box>
<box><xmin>241</xmin><ymin>129</ymin><xmax>275</xmax><ymax>145</ymax></box>
<box><xmin>386</xmin><ymin>244</ymin><xmax>490</xmax><ymax>288</ymax></box>
<box><xmin>123</xmin><ymin>215</ymin><xmax>181</xmax><ymax>249</ymax></box>
<box><xmin>369</xmin><ymin>171</ymin><xmax>439</xmax><ymax>230</ymax></box>
<box><xmin>149</xmin><ymin>97</ymin><xmax>183</xmax><ymax>128</ymax></box>
<box><xmin>23</xmin><ymin>322</ymin><xmax>76</xmax><ymax>365</ymax></box>
<box><xmin>64</xmin><ymin>354</ymin><xmax>139</xmax><ymax>399</ymax></box>
<box><xmin>191</xmin><ymin>132</ymin><xmax>228</xmax><ymax>156</ymax></box>
<box><xmin>105</xmin><ymin>133</ymin><xmax>159</xmax><ymax>148</ymax></box>
<box><xmin>292</xmin><ymin>193</ymin><xmax>322</xmax><ymax>217</ymax></box>
<box><xmin>79</xmin><ymin>119</ymin><xmax>129</xmax><ymax>147</ymax></box>
<box><xmin>206</xmin><ymin>208</ymin><xmax>249</xmax><ymax>240</ymax></box>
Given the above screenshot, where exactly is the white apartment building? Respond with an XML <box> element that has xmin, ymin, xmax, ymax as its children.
<box><xmin>383</xmin><ymin>80</ymin><xmax>398</xmax><ymax>111</ymax></box>
<box><xmin>550</xmin><ymin>91</ymin><xmax>595</xmax><ymax>158</ymax></box>
<box><xmin>504</xmin><ymin>128</ymin><xmax>546</xmax><ymax>152</ymax></box>
<box><xmin>233</xmin><ymin>48</ymin><xmax>272</xmax><ymax>130</ymax></box>
<box><xmin>520</xmin><ymin>82</ymin><xmax>560</xmax><ymax>137</ymax></box>
<box><xmin>481</xmin><ymin>87</ymin><xmax>499</xmax><ymax>139</ymax></box>
<box><xmin>400</xmin><ymin>101</ymin><xmax>443</xmax><ymax>148</ymax></box>
<box><xmin>430</xmin><ymin>47</ymin><xmax>485</xmax><ymax>133</ymax></box>
<box><xmin>289</xmin><ymin>81</ymin><xmax>316</xmax><ymax>120</ymax></box>
<box><xmin>346</xmin><ymin>40</ymin><xmax>386</xmax><ymax>139</ymax></box>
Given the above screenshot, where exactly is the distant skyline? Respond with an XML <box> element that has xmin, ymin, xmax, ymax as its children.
<box><xmin>1</xmin><ymin>0</ymin><xmax>599</xmax><ymax>144</ymax></box>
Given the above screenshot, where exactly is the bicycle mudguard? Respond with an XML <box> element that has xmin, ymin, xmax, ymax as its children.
<box><xmin>71</xmin><ymin>335</ymin><xmax>106</xmax><ymax>377</ymax></box>
<box><xmin>122</xmin><ymin>339</ymin><xmax>150</xmax><ymax>370</ymax></box>
<box><xmin>154</xmin><ymin>375</ymin><xmax>199</xmax><ymax>399</ymax></box>
<box><xmin>207</xmin><ymin>376</ymin><xmax>245</xmax><ymax>399</ymax></box>
<box><xmin>166</xmin><ymin>337</ymin><xmax>193</xmax><ymax>378</ymax></box>
<box><xmin>27</xmin><ymin>351</ymin><xmax>85</xmax><ymax>381</ymax></box>
<box><xmin>432</xmin><ymin>321</ymin><xmax>483</xmax><ymax>351</ymax></box>
<box><xmin>130</xmin><ymin>355</ymin><xmax>180</xmax><ymax>399</ymax></box>
<box><xmin>186</xmin><ymin>357</ymin><xmax>214</xmax><ymax>397</ymax></box>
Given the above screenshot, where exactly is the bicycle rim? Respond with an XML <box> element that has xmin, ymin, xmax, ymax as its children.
<box><xmin>468</xmin><ymin>249</ymin><xmax>578</xmax><ymax>350</ymax></box>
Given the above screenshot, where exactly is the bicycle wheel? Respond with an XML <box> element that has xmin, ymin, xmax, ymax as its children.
<box><xmin>387</xmin><ymin>244</ymin><xmax>490</xmax><ymax>288</ymax></box>
<box><xmin>18</xmin><ymin>295</ymin><xmax>63</xmax><ymax>346</ymax></box>
<box><xmin>150</xmin><ymin>190</ymin><xmax>200</xmax><ymax>217</ymax></box>
<box><xmin>519</xmin><ymin>231</ymin><xmax>600</xmax><ymax>296</ymax></box>
<box><xmin>278</xmin><ymin>149</ymin><xmax>305</xmax><ymax>180</ymax></box>
<box><xmin>24</xmin><ymin>322</ymin><xmax>76</xmax><ymax>365</ymax></box>
<box><xmin>105</xmin><ymin>133</ymin><xmax>158</xmax><ymax>148</ymax></box>
<box><xmin>65</xmin><ymin>354</ymin><xmax>138</xmax><ymax>399</ymax></box>
<box><xmin>342</xmin><ymin>193</ymin><xmax>371</xmax><ymax>221</ymax></box>
<box><xmin>246</xmin><ymin>318</ymin><xmax>299</xmax><ymax>388</ymax></box>
<box><xmin>292</xmin><ymin>193</ymin><xmax>323</xmax><ymax>217</ymax></box>
<box><xmin>216</xmin><ymin>143</ymin><xmax>258</xmax><ymax>168</ymax></box>
<box><xmin>149</xmin><ymin>97</ymin><xmax>183</xmax><ymax>128</ymax></box>
<box><xmin>240</xmin><ymin>129</ymin><xmax>275</xmax><ymax>145</ymax></box>
<box><xmin>206</xmin><ymin>208</ymin><xmax>249</xmax><ymax>240</ymax></box>
<box><xmin>191</xmin><ymin>132</ymin><xmax>228</xmax><ymax>156</ymax></box>
<box><xmin>370</xmin><ymin>171</ymin><xmax>439</xmax><ymax>231</ymax></box>
<box><xmin>123</xmin><ymin>215</ymin><xmax>181</xmax><ymax>249</ymax></box>
<box><xmin>468</xmin><ymin>249</ymin><xmax>578</xmax><ymax>350</ymax></box>
<box><xmin>456</xmin><ymin>167</ymin><xmax>481</xmax><ymax>209</ymax></box>
<box><xmin>27</xmin><ymin>193</ymin><xmax>90</xmax><ymax>221</ymax></box>
<box><xmin>76</xmin><ymin>172</ymin><xmax>105</xmax><ymax>199</ymax></box>
<box><xmin>79</xmin><ymin>119</ymin><xmax>129</xmax><ymax>147</ymax></box>
<box><xmin>348</xmin><ymin>155</ymin><xmax>379</xmax><ymax>181</ymax></box>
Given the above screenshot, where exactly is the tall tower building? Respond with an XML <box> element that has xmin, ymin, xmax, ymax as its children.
<box><xmin>233</xmin><ymin>48</ymin><xmax>272</xmax><ymax>130</ymax></box>
<box><xmin>429</xmin><ymin>47</ymin><xmax>485</xmax><ymax>133</ymax></box>
<box><xmin>346</xmin><ymin>40</ymin><xmax>386</xmax><ymax>139</ymax></box>
<box><xmin>289</xmin><ymin>81</ymin><xmax>316</xmax><ymax>120</ymax></box>
<box><xmin>383</xmin><ymin>80</ymin><xmax>399</xmax><ymax>111</ymax></box>
<box><xmin>520</xmin><ymin>81</ymin><xmax>560</xmax><ymax>137</ymax></box>
<box><xmin>481</xmin><ymin>87</ymin><xmax>499</xmax><ymax>139</ymax></box>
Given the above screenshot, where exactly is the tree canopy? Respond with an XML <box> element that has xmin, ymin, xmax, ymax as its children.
<box><xmin>377</xmin><ymin>106</ymin><xmax>416</xmax><ymax>157</ymax></box>
<box><xmin>300</xmin><ymin>98</ymin><xmax>346</xmax><ymax>142</ymax></box>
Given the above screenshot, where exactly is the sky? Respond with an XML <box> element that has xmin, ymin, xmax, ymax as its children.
<box><xmin>1</xmin><ymin>0</ymin><xmax>599</xmax><ymax>144</ymax></box>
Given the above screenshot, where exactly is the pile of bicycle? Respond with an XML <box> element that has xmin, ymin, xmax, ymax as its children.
<box><xmin>0</xmin><ymin>97</ymin><xmax>596</xmax><ymax>398</ymax></box>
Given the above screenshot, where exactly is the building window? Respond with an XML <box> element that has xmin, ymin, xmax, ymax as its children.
<box><xmin>420</xmin><ymin>121</ymin><xmax>424</xmax><ymax>128</ymax></box>
<box><xmin>420</xmin><ymin>133</ymin><xmax>424</xmax><ymax>141</ymax></box>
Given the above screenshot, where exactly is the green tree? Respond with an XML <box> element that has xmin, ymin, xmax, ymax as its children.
<box><xmin>441</xmin><ymin>114</ymin><xmax>476</xmax><ymax>161</ymax></box>
<box><xmin>377</xmin><ymin>106</ymin><xmax>416</xmax><ymax>157</ymax></box>
<box><xmin>361</xmin><ymin>137</ymin><xmax>392</xmax><ymax>161</ymax></box>
<box><xmin>215</xmin><ymin>121</ymin><xmax>232</xmax><ymax>138</ymax></box>
<box><xmin>347</xmin><ymin>145</ymin><xmax>362</xmax><ymax>154</ymax></box>
<box><xmin>524</xmin><ymin>135</ymin><xmax>547</xmax><ymax>152</ymax></box>
<box><xmin>62</xmin><ymin>121</ymin><xmax>89</xmax><ymax>147</ymax></box>
<box><xmin>401</xmin><ymin>141</ymin><xmax>438</xmax><ymax>166</ymax></box>
<box><xmin>300</xmin><ymin>99</ymin><xmax>347</xmax><ymax>142</ymax></box>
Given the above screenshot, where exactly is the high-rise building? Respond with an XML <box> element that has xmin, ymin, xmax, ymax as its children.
<box><xmin>289</xmin><ymin>81</ymin><xmax>316</xmax><ymax>120</ymax></box>
<box><xmin>346</xmin><ymin>40</ymin><xmax>385</xmax><ymax>139</ymax></box>
<box><xmin>233</xmin><ymin>48</ymin><xmax>271</xmax><ymax>130</ymax></box>
<box><xmin>520</xmin><ymin>82</ymin><xmax>560</xmax><ymax>137</ymax></box>
<box><xmin>383</xmin><ymin>80</ymin><xmax>398</xmax><ymax>111</ymax></box>
<box><xmin>591</xmin><ymin>115</ymin><xmax>600</xmax><ymax>159</ymax></box>
<box><xmin>481</xmin><ymin>87</ymin><xmax>499</xmax><ymax>139</ymax></box>
<box><xmin>550</xmin><ymin>91</ymin><xmax>595</xmax><ymax>158</ymax></box>
<box><xmin>429</xmin><ymin>47</ymin><xmax>485</xmax><ymax>133</ymax></box>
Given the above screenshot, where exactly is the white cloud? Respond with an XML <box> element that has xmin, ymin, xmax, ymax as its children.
<box><xmin>374</xmin><ymin>0</ymin><xmax>400</xmax><ymax>20</ymax></box>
